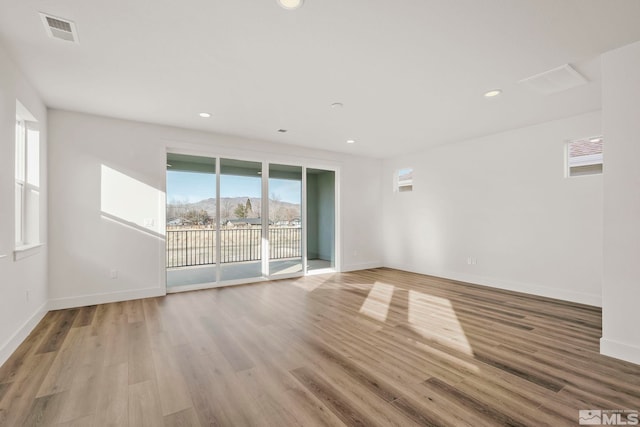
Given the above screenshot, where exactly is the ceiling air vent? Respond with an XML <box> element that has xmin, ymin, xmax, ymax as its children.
<box><xmin>518</xmin><ymin>64</ymin><xmax>587</xmax><ymax>95</ymax></box>
<box><xmin>39</xmin><ymin>13</ymin><xmax>79</xmax><ymax>43</ymax></box>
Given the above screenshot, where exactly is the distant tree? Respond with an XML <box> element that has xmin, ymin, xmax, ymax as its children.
<box><xmin>182</xmin><ymin>208</ymin><xmax>211</xmax><ymax>226</ymax></box>
<box><xmin>245</xmin><ymin>198</ymin><xmax>253</xmax><ymax>216</ymax></box>
<box><xmin>234</xmin><ymin>203</ymin><xmax>247</xmax><ymax>219</ymax></box>
<box><xmin>286</xmin><ymin>207</ymin><xmax>298</xmax><ymax>221</ymax></box>
<box><xmin>269</xmin><ymin>192</ymin><xmax>281</xmax><ymax>222</ymax></box>
<box><xmin>221</xmin><ymin>199</ymin><xmax>233</xmax><ymax>221</ymax></box>
<box><xmin>252</xmin><ymin>199</ymin><xmax>261</xmax><ymax>219</ymax></box>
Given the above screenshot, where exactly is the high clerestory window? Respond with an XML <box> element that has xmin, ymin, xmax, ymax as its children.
<box><xmin>567</xmin><ymin>136</ymin><xmax>603</xmax><ymax>177</ymax></box>
<box><xmin>394</xmin><ymin>168</ymin><xmax>413</xmax><ymax>192</ymax></box>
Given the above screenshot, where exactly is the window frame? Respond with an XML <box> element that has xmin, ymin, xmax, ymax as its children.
<box><xmin>394</xmin><ymin>167</ymin><xmax>414</xmax><ymax>192</ymax></box>
<box><xmin>566</xmin><ymin>136</ymin><xmax>603</xmax><ymax>178</ymax></box>
<box><xmin>14</xmin><ymin>116</ymin><xmax>41</xmax><ymax>250</ymax></box>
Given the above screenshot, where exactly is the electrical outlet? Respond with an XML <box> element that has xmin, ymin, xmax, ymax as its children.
<box><xmin>110</xmin><ymin>269</ymin><xmax>118</xmax><ymax>279</ymax></box>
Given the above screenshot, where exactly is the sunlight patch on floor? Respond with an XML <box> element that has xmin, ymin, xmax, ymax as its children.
<box><xmin>290</xmin><ymin>277</ymin><xmax>326</xmax><ymax>292</ymax></box>
<box><xmin>407</xmin><ymin>290</ymin><xmax>475</xmax><ymax>356</ymax></box>
<box><xmin>359</xmin><ymin>282</ymin><xmax>395</xmax><ymax>322</ymax></box>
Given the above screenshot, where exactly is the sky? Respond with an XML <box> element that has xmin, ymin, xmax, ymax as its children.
<box><xmin>167</xmin><ymin>171</ymin><xmax>301</xmax><ymax>204</ymax></box>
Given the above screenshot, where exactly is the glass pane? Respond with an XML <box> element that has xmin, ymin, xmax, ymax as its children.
<box><xmin>220</xmin><ymin>158</ymin><xmax>263</xmax><ymax>282</ymax></box>
<box><xmin>26</xmin><ymin>126</ymin><xmax>40</xmax><ymax>187</ymax></box>
<box><xmin>15</xmin><ymin>182</ymin><xmax>23</xmax><ymax>245</ymax></box>
<box><xmin>15</xmin><ymin>121</ymin><xmax>25</xmax><ymax>181</ymax></box>
<box><xmin>307</xmin><ymin>169</ymin><xmax>336</xmax><ymax>272</ymax></box>
<box><xmin>165</xmin><ymin>154</ymin><xmax>217</xmax><ymax>288</ymax></box>
<box><xmin>26</xmin><ymin>188</ymin><xmax>39</xmax><ymax>244</ymax></box>
<box><xmin>269</xmin><ymin>164</ymin><xmax>303</xmax><ymax>276</ymax></box>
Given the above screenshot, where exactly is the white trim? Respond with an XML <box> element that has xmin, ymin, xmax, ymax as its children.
<box><xmin>342</xmin><ymin>261</ymin><xmax>383</xmax><ymax>272</ymax></box>
<box><xmin>0</xmin><ymin>301</ymin><xmax>48</xmax><ymax>367</ymax></box>
<box><xmin>600</xmin><ymin>337</ymin><xmax>640</xmax><ymax>365</ymax></box>
<box><xmin>384</xmin><ymin>262</ymin><xmax>602</xmax><ymax>307</ymax></box>
<box><xmin>14</xmin><ymin>243</ymin><xmax>45</xmax><ymax>261</ymax></box>
<box><xmin>167</xmin><ymin>277</ymin><xmax>270</xmax><ymax>293</ymax></box>
<box><xmin>48</xmin><ymin>287</ymin><xmax>166</xmax><ymax>310</ymax></box>
<box><xmin>306</xmin><ymin>268</ymin><xmax>337</xmax><ymax>276</ymax></box>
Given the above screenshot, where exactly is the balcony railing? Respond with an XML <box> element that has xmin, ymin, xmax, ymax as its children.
<box><xmin>166</xmin><ymin>227</ymin><xmax>302</xmax><ymax>268</ymax></box>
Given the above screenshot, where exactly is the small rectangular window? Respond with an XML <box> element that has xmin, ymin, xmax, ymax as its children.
<box><xmin>394</xmin><ymin>168</ymin><xmax>413</xmax><ymax>192</ymax></box>
<box><xmin>567</xmin><ymin>137</ymin><xmax>603</xmax><ymax>177</ymax></box>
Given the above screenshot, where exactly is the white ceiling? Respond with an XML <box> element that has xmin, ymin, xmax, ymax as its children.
<box><xmin>2</xmin><ymin>0</ymin><xmax>640</xmax><ymax>158</ymax></box>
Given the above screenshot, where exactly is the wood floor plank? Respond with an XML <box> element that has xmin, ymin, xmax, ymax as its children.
<box><xmin>149</xmin><ymin>332</ymin><xmax>194</xmax><ymax>416</ymax></box>
<box><xmin>93</xmin><ymin>362</ymin><xmax>128</xmax><ymax>427</ymax></box>
<box><xmin>129</xmin><ymin>380</ymin><xmax>164</xmax><ymax>427</ymax></box>
<box><xmin>128</xmin><ymin>320</ymin><xmax>155</xmax><ymax>385</ymax></box>
<box><xmin>73</xmin><ymin>305</ymin><xmax>97</xmax><ymax>328</ymax></box>
<box><xmin>163</xmin><ymin>407</ymin><xmax>202</xmax><ymax>427</ymax></box>
<box><xmin>2</xmin><ymin>268</ymin><xmax>640</xmax><ymax>426</ymax></box>
<box><xmin>36</xmin><ymin>309</ymin><xmax>79</xmax><ymax>354</ymax></box>
<box><xmin>22</xmin><ymin>391</ymin><xmax>68</xmax><ymax>426</ymax></box>
<box><xmin>290</xmin><ymin>366</ymin><xmax>379</xmax><ymax>427</ymax></box>
<box><xmin>0</xmin><ymin>311</ymin><xmax>59</xmax><ymax>384</ymax></box>
<box><xmin>0</xmin><ymin>352</ymin><xmax>57</xmax><ymax>427</ymax></box>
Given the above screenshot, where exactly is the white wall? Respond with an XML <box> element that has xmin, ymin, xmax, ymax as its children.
<box><xmin>48</xmin><ymin>110</ymin><xmax>383</xmax><ymax>308</ymax></box>
<box><xmin>601</xmin><ymin>40</ymin><xmax>640</xmax><ymax>365</ymax></box>
<box><xmin>0</xmin><ymin>42</ymin><xmax>49</xmax><ymax>366</ymax></box>
<box><xmin>382</xmin><ymin>111</ymin><xmax>603</xmax><ymax>306</ymax></box>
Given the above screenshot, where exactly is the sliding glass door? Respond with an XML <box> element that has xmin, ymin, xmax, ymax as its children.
<box><xmin>166</xmin><ymin>154</ymin><xmax>217</xmax><ymax>288</ymax></box>
<box><xmin>166</xmin><ymin>153</ymin><xmax>336</xmax><ymax>290</ymax></box>
<box><xmin>219</xmin><ymin>159</ymin><xmax>263</xmax><ymax>282</ymax></box>
<box><xmin>268</xmin><ymin>164</ymin><xmax>303</xmax><ymax>276</ymax></box>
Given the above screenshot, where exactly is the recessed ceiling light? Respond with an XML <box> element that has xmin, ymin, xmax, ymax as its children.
<box><xmin>277</xmin><ymin>0</ymin><xmax>304</xmax><ymax>10</ymax></box>
<box><xmin>331</xmin><ymin>102</ymin><xmax>344</xmax><ymax>108</ymax></box>
<box><xmin>346</xmin><ymin>139</ymin><xmax>356</xmax><ymax>144</ymax></box>
<box><xmin>278</xmin><ymin>129</ymin><xmax>288</xmax><ymax>133</ymax></box>
<box><xmin>199</xmin><ymin>112</ymin><xmax>211</xmax><ymax>118</ymax></box>
<box><xmin>484</xmin><ymin>89</ymin><xmax>502</xmax><ymax>98</ymax></box>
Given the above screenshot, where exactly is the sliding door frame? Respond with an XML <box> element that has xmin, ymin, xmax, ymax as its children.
<box><xmin>164</xmin><ymin>146</ymin><xmax>340</xmax><ymax>293</ymax></box>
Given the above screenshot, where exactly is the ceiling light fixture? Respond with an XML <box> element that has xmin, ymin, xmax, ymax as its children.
<box><xmin>346</xmin><ymin>139</ymin><xmax>356</xmax><ymax>144</ymax></box>
<box><xmin>277</xmin><ymin>0</ymin><xmax>304</xmax><ymax>10</ymax></box>
<box><xmin>199</xmin><ymin>112</ymin><xmax>211</xmax><ymax>118</ymax></box>
<box><xmin>484</xmin><ymin>89</ymin><xmax>502</xmax><ymax>98</ymax></box>
<box><xmin>278</xmin><ymin>129</ymin><xmax>288</xmax><ymax>133</ymax></box>
<box><xmin>331</xmin><ymin>102</ymin><xmax>344</xmax><ymax>108</ymax></box>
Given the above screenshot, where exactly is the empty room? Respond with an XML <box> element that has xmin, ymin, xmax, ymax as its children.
<box><xmin>2</xmin><ymin>1</ymin><xmax>640</xmax><ymax>426</ymax></box>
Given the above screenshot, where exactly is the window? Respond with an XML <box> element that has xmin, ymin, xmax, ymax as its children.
<box><xmin>567</xmin><ymin>137</ymin><xmax>603</xmax><ymax>177</ymax></box>
<box><xmin>394</xmin><ymin>167</ymin><xmax>413</xmax><ymax>192</ymax></box>
<box><xmin>15</xmin><ymin>108</ymin><xmax>40</xmax><ymax>248</ymax></box>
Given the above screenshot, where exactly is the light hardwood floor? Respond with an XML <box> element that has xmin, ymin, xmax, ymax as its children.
<box><xmin>1</xmin><ymin>268</ymin><xmax>639</xmax><ymax>426</ymax></box>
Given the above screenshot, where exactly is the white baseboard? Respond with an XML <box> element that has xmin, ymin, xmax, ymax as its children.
<box><xmin>341</xmin><ymin>261</ymin><xmax>383</xmax><ymax>273</ymax></box>
<box><xmin>0</xmin><ymin>301</ymin><xmax>48</xmax><ymax>368</ymax></box>
<box><xmin>48</xmin><ymin>287</ymin><xmax>166</xmax><ymax>310</ymax></box>
<box><xmin>384</xmin><ymin>262</ymin><xmax>602</xmax><ymax>307</ymax></box>
<box><xmin>601</xmin><ymin>337</ymin><xmax>640</xmax><ymax>365</ymax></box>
